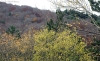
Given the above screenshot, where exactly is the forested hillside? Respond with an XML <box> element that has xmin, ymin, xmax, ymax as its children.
<box><xmin>0</xmin><ymin>2</ymin><xmax>56</xmax><ymax>33</ymax></box>
<box><xmin>0</xmin><ymin>1</ymin><xmax>100</xmax><ymax>61</ymax></box>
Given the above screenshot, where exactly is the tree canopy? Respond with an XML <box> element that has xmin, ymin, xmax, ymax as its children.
<box><xmin>49</xmin><ymin>0</ymin><xmax>100</xmax><ymax>15</ymax></box>
<box><xmin>88</xmin><ymin>0</ymin><xmax>100</xmax><ymax>12</ymax></box>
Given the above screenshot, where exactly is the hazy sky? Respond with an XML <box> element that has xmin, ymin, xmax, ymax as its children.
<box><xmin>0</xmin><ymin>0</ymin><xmax>54</xmax><ymax>10</ymax></box>
<box><xmin>0</xmin><ymin>0</ymin><xmax>100</xmax><ymax>15</ymax></box>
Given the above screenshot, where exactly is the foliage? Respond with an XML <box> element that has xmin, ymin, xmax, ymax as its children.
<box><xmin>56</xmin><ymin>9</ymin><xmax>65</xmax><ymax>21</ymax></box>
<box><xmin>49</xmin><ymin>0</ymin><xmax>93</xmax><ymax>15</ymax></box>
<box><xmin>88</xmin><ymin>38</ymin><xmax>100</xmax><ymax>61</ymax></box>
<box><xmin>64</xmin><ymin>9</ymin><xmax>89</xmax><ymax>19</ymax></box>
<box><xmin>47</xmin><ymin>19</ymin><xmax>56</xmax><ymax>31</ymax></box>
<box><xmin>49</xmin><ymin>0</ymin><xmax>100</xmax><ymax>29</ymax></box>
<box><xmin>6</xmin><ymin>26</ymin><xmax>21</xmax><ymax>38</ymax></box>
<box><xmin>61</xmin><ymin>9</ymin><xmax>100</xmax><ymax>29</ymax></box>
<box><xmin>0</xmin><ymin>20</ymin><xmax>5</xmax><ymax>24</ymax></box>
<box><xmin>47</xmin><ymin>9</ymin><xmax>67</xmax><ymax>32</ymax></box>
<box><xmin>91</xmin><ymin>14</ymin><xmax>100</xmax><ymax>26</ymax></box>
<box><xmin>88</xmin><ymin>0</ymin><xmax>100</xmax><ymax>12</ymax></box>
<box><xmin>47</xmin><ymin>9</ymin><xmax>90</xmax><ymax>32</ymax></box>
<box><xmin>0</xmin><ymin>30</ymin><xmax>34</xmax><ymax>61</ymax></box>
<box><xmin>8</xmin><ymin>12</ymin><xmax>12</xmax><ymax>16</ymax></box>
<box><xmin>33</xmin><ymin>29</ymin><xmax>94</xmax><ymax>61</ymax></box>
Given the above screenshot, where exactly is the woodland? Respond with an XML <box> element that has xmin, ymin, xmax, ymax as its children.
<box><xmin>0</xmin><ymin>0</ymin><xmax>100</xmax><ymax>61</ymax></box>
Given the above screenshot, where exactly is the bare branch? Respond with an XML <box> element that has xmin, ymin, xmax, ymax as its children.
<box><xmin>48</xmin><ymin>0</ymin><xmax>100</xmax><ymax>29</ymax></box>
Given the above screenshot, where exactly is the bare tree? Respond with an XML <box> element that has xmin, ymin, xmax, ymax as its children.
<box><xmin>48</xmin><ymin>0</ymin><xmax>92</xmax><ymax>14</ymax></box>
<box><xmin>48</xmin><ymin>0</ymin><xmax>100</xmax><ymax>29</ymax></box>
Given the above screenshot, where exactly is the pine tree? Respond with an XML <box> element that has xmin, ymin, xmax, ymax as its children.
<box><xmin>88</xmin><ymin>0</ymin><xmax>100</xmax><ymax>12</ymax></box>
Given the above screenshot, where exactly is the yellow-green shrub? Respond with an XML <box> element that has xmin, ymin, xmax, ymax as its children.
<box><xmin>0</xmin><ymin>31</ymin><xmax>34</xmax><ymax>61</ymax></box>
<box><xmin>33</xmin><ymin>29</ymin><xmax>94</xmax><ymax>61</ymax></box>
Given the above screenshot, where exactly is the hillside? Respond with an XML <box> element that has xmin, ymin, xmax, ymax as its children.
<box><xmin>0</xmin><ymin>2</ymin><xmax>100</xmax><ymax>40</ymax></box>
<box><xmin>0</xmin><ymin>2</ymin><xmax>57</xmax><ymax>34</ymax></box>
<box><xmin>0</xmin><ymin>2</ymin><xmax>100</xmax><ymax>39</ymax></box>
<box><xmin>0</xmin><ymin>2</ymin><xmax>100</xmax><ymax>61</ymax></box>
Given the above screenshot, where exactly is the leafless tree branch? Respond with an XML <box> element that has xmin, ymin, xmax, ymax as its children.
<box><xmin>48</xmin><ymin>0</ymin><xmax>100</xmax><ymax>29</ymax></box>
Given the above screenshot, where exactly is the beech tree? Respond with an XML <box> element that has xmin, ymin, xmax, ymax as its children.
<box><xmin>33</xmin><ymin>29</ymin><xmax>94</xmax><ymax>61</ymax></box>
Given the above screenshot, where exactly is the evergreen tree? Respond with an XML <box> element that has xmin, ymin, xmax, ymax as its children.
<box><xmin>6</xmin><ymin>26</ymin><xmax>21</xmax><ymax>38</ymax></box>
<box><xmin>47</xmin><ymin>9</ymin><xmax>67</xmax><ymax>32</ymax></box>
<box><xmin>88</xmin><ymin>0</ymin><xmax>100</xmax><ymax>12</ymax></box>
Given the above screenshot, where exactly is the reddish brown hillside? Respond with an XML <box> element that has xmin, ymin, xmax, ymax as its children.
<box><xmin>0</xmin><ymin>2</ymin><xmax>100</xmax><ymax>43</ymax></box>
<box><xmin>0</xmin><ymin>2</ymin><xmax>57</xmax><ymax>34</ymax></box>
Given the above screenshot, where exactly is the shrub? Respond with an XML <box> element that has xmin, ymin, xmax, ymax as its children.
<box><xmin>0</xmin><ymin>30</ymin><xmax>34</xmax><ymax>61</ymax></box>
<box><xmin>0</xmin><ymin>20</ymin><xmax>5</xmax><ymax>24</ymax></box>
<box><xmin>91</xmin><ymin>14</ymin><xmax>100</xmax><ymax>26</ymax></box>
<box><xmin>33</xmin><ymin>29</ymin><xmax>94</xmax><ymax>61</ymax></box>
<box><xmin>64</xmin><ymin>9</ymin><xmax>89</xmax><ymax>19</ymax></box>
<box><xmin>6</xmin><ymin>26</ymin><xmax>21</xmax><ymax>38</ymax></box>
<box><xmin>47</xmin><ymin>9</ymin><xmax>67</xmax><ymax>32</ymax></box>
<box><xmin>88</xmin><ymin>38</ymin><xmax>100</xmax><ymax>61</ymax></box>
<box><xmin>8</xmin><ymin>12</ymin><xmax>12</xmax><ymax>16</ymax></box>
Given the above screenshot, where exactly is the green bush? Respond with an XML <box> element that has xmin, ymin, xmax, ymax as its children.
<box><xmin>91</xmin><ymin>14</ymin><xmax>100</xmax><ymax>26</ymax></box>
<box><xmin>33</xmin><ymin>29</ymin><xmax>94</xmax><ymax>61</ymax></box>
<box><xmin>64</xmin><ymin>9</ymin><xmax>89</xmax><ymax>19</ymax></box>
<box><xmin>6</xmin><ymin>26</ymin><xmax>21</xmax><ymax>38</ymax></box>
<box><xmin>47</xmin><ymin>9</ymin><xmax>68</xmax><ymax>32</ymax></box>
<box><xmin>8</xmin><ymin>12</ymin><xmax>12</xmax><ymax>16</ymax></box>
<box><xmin>0</xmin><ymin>20</ymin><xmax>5</xmax><ymax>24</ymax></box>
<box><xmin>88</xmin><ymin>38</ymin><xmax>100</xmax><ymax>61</ymax></box>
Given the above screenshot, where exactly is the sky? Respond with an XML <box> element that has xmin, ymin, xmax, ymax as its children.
<box><xmin>0</xmin><ymin>0</ymin><xmax>100</xmax><ymax>15</ymax></box>
<box><xmin>0</xmin><ymin>0</ymin><xmax>55</xmax><ymax>11</ymax></box>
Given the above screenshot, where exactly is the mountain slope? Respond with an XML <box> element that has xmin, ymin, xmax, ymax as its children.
<box><xmin>0</xmin><ymin>2</ymin><xmax>100</xmax><ymax>41</ymax></box>
<box><xmin>0</xmin><ymin>2</ymin><xmax>56</xmax><ymax>33</ymax></box>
